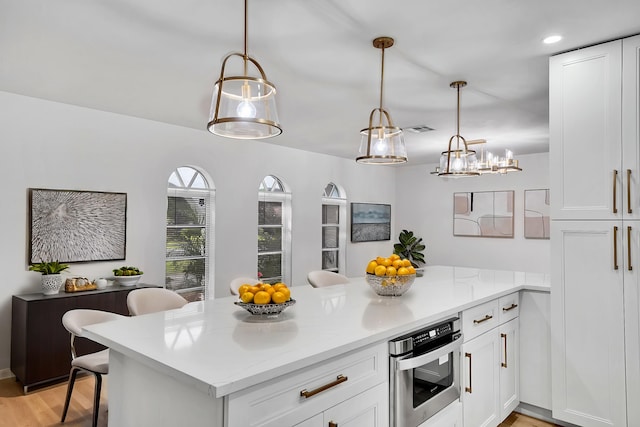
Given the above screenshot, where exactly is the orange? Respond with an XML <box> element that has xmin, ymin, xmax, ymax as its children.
<box><xmin>253</xmin><ymin>291</ymin><xmax>271</xmax><ymax>304</ymax></box>
<box><xmin>407</xmin><ymin>266</ymin><xmax>416</xmax><ymax>274</ymax></box>
<box><xmin>374</xmin><ymin>265</ymin><xmax>387</xmax><ymax>277</ymax></box>
<box><xmin>238</xmin><ymin>284</ymin><xmax>251</xmax><ymax>296</ymax></box>
<box><xmin>376</xmin><ymin>256</ymin><xmax>386</xmax><ymax>265</ymax></box>
<box><xmin>240</xmin><ymin>292</ymin><xmax>254</xmax><ymax>303</ymax></box>
<box><xmin>392</xmin><ymin>259</ymin><xmax>403</xmax><ymax>269</ymax></box>
<box><xmin>386</xmin><ymin>266</ymin><xmax>397</xmax><ymax>276</ymax></box>
<box><xmin>264</xmin><ymin>287</ymin><xmax>275</xmax><ymax>296</ymax></box>
<box><xmin>390</xmin><ymin>254</ymin><xmax>400</xmax><ymax>261</ymax></box>
<box><xmin>397</xmin><ymin>267</ymin><xmax>410</xmax><ymax>276</ymax></box>
<box><xmin>249</xmin><ymin>285</ymin><xmax>261</xmax><ymax>294</ymax></box>
<box><xmin>402</xmin><ymin>259</ymin><xmax>412</xmax><ymax>267</ymax></box>
<box><xmin>366</xmin><ymin>260</ymin><xmax>378</xmax><ymax>274</ymax></box>
<box><xmin>271</xmin><ymin>291</ymin><xmax>287</xmax><ymax>304</ymax></box>
<box><xmin>273</xmin><ymin>283</ymin><xmax>287</xmax><ymax>291</ymax></box>
<box><xmin>381</xmin><ymin>258</ymin><xmax>392</xmax><ymax>267</ymax></box>
<box><xmin>279</xmin><ymin>287</ymin><xmax>291</xmax><ymax>300</ymax></box>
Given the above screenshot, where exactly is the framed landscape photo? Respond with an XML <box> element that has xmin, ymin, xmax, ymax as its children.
<box><xmin>29</xmin><ymin>188</ymin><xmax>127</xmax><ymax>263</ymax></box>
<box><xmin>351</xmin><ymin>203</ymin><xmax>391</xmax><ymax>242</ymax></box>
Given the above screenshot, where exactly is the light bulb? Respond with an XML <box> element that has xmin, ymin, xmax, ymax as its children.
<box><xmin>452</xmin><ymin>157</ymin><xmax>464</xmax><ymax>171</ymax></box>
<box><xmin>373</xmin><ymin>137</ymin><xmax>388</xmax><ymax>155</ymax></box>
<box><xmin>237</xmin><ymin>100</ymin><xmax>256</xmax><ymax>118</ymax></box>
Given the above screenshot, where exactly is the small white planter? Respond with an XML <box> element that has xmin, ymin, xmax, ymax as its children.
<box><xmin>41</xmin><ymin>274</ymin><xmax>64</xmax><ymax>295</ymax></box>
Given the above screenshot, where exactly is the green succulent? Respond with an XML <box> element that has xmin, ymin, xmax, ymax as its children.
<box><xmin>29</xmin><ymin>261</ymin><xmax>70</xmax><ymax>275</ymax></box>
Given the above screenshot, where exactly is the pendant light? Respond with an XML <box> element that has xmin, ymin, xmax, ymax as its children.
<box><xmin>437</xmin><ymin>81</ymin><xmax>480</xmax><ymax>177</ymax></box>
<box><xmin>207</xmin><ymin>0</ymin><xmax>281</xmax><ymax>139</ymax></box>
<box><xmin>476</xmin><ymin>147</ymin><xmax>522</xmax><ymax>174</ymax></box>
<box><xmin>356</xmin><ymin>37</ymin><xmax>407</xmax><ymax>164</ymax></box>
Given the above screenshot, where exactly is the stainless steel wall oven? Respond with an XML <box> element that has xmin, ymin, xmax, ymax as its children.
<box><xmin>389</xmin><ymin>317</ymin><xmax>462</xmax><ymax>427</ymax></box>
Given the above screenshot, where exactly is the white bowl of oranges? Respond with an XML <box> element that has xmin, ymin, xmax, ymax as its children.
<box><xmin>365</xmin><ymin>254</ymin><xmax>416</xmax><ymax>296</ymax></box>
<box><xmin>234</xmin><ymin>282</ymin><xmax>296</xmax><ymax>316</ymax></box>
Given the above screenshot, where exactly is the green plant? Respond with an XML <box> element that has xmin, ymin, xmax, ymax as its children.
<box><xmin>29</xmin><ymin>261</ymin><xmax>70</xmax><ymax>275</ymax></box>
<box><xmin>393</xmin><ymin>229</ymin><xmax>426</xmax><ymax>269</ymax></box>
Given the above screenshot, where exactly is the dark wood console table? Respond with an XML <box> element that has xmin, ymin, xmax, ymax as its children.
<box><xmin>11</xmin><ymin>284</ymin><xmax>158</xmax><ymax>393</ymax></box>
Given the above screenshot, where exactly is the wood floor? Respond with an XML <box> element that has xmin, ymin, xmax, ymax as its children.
<box><xmin>0</xmin><ymin>375</ymin><xmax>556</xmax><ymax>427</ymax></box>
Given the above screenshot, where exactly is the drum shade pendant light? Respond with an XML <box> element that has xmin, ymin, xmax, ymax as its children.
<box><xmin>207</xmin><ymin>0</ymin><xmax>281</xmax><ymax>139</ymax></box>
<box><xmin>356</xmin><ymin>37</ymin><xmax>407</xmax><ymax>164</ymax></box>
<box><xmin>438</xmin><ymin>81</ymin><xmax>480</xmax><ymax>177</ymax></box>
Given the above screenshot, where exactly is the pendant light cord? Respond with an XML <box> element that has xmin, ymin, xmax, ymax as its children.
<box><xmin>243</xmin><ymin>0</ymin><xmax>248</xmax><ymax>76</ymax></box>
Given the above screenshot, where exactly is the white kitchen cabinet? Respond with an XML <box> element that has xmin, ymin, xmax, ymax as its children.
<box><xmin>461</xmin><ymin>294</ymin><xmax>519</xmax><ymax>427</ymax></box>
<box><xmin>227</xmin><ymin>342</ymin><xmax>388</xmax><ymax>427</ymax></box>
<box><xmin>550</xmin><ymin>34</ymin><xmax>640</xmax><ymax>427</ymax></box>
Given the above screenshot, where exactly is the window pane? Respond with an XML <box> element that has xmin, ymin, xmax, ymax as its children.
<box><xmin>167</xmin><ymin>196</ymin><xmax>207</xmax><ymax>226</ymax></box>
<box><xmin>322</xmin><ymin>226</ymin><xmax>339</xmax><ymax>248</ymax></box>
<box><xmin>166</xmin><ymin>227</ymin><xmax>206</xmax><ymax>257</ymax></box>
<box><xmin>258</xmin><ymin>253</ymin><xmax>282</xmax><ymax>281</ymax></box>
<box><xmin>322</xmin><ymin>250</ymin><xmax>338</xmax><ymax>270</ymax></box>
<box><xmin>322</xmin><ymin>204</ymin><xmax>340</xmax><ymax>224</ymax></box>
<box><xmin>258</xmin><ymin>227</ymin><xmax>282</xmax><ymax>252</ymax></box>
<box><xmin>166</xmin><ymin>258</ymin><xmax>205</xmax><ymax>291</ymax></box>
<box><xmin>258</xmin><ymin>201</ymin><xmax>282</xmax><ymax>225</ymax></box>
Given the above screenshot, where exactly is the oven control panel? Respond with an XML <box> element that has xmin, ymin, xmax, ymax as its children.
<box><xmin>413</xmin><ymin>322</ymin><xmax>452</xmax><ymax>347</ymax></box>
<box><xmin>389</xmin><ymin>317</ymin><xmax>460</xmax><ymax>356</ymax></box>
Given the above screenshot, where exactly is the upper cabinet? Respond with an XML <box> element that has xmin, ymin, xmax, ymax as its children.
<box><xmin>549</xmin><ymin>39</ymin><xmax>640</xmax><ymax>220</ymax></box>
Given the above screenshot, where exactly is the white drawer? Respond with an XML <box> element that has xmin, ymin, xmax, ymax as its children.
<box><xmin>462</xmin><ymin>299</ymin><xmax>500</xmax><ymax>341</ymax></box>
<box><xmin>227</xmin><ymin>341</ymin><xmax>388</xmax><ymax>427</ymax></box>
<box><xmin>498</xmin><ymin>292</ymin><xmax>520</xmax><ymax>324</ymax></box>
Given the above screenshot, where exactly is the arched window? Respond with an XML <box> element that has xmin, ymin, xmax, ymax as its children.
<box><xmin>258</xmin><ymin>175</ymin><xmax>291</xmax><ymax>284</ymax></box>
<box><xmin>166</xmin><ymin>166</ymin><xmax>214</xmax><ymax>301</ymax></box>
<box><xmin>322</xmin><ymin>183</ymin><xmax>347</xmax><ymax>273</ymax></box>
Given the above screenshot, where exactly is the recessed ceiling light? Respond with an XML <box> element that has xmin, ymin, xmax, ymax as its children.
<box><xmin>543</xmin><ymin>35</ymin><xmax>562</xmax><ymax>44</ymax></box>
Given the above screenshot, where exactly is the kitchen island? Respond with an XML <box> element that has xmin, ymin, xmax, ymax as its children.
<box><xmin>84</xmin><ymin>266</ymin><xmax>550</xmax><ymax>426</ymax></box>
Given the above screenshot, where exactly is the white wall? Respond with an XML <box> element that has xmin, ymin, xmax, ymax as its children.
<box><xmin>0</xmin><ymin>91</ymin><xmax>398</xmax><ymax>374</ymax></box>
<box><xmin>395</xmin><ymin>153</ymin><xmax>550</xmax><ymax>273</ymax></box>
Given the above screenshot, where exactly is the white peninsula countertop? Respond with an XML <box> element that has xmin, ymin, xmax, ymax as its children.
<box><xmin>84</xmin><ymin>265</ymin><xmax>549</xmax><ymax>401</ymax></box>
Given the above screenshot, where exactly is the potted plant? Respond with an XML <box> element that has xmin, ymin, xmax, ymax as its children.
<box><xmin>393</xmin><ymin>229</ymin><xmax>426</xmax><ymax>276</ymax></box>
<box><xmin>29</xmin><ymin>261</ymin><xmax>70</xmax><ymax>295</ymax></box>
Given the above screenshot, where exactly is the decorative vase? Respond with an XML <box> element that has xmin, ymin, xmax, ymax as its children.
<box><xmin>41</xmin><ymin>274</ymin><xmax>64</xmax><ymax>295</ymax></box>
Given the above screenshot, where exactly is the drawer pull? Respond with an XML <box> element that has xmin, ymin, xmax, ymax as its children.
<box><xmin>502</xmin><ymin>303</ymin><xmax>518</xmax><ymax>312</ymax></box>
<box><xmin>465</xmin><ymin>352</ymin><xmax>472</xmax><ymax>393</ymax></box>
<box><xmin>628</xmin><ymin>169</ymin><xmax>633</xmax><ymax>214</ymax></box>
<box><xmin>473</xmin><ymin>314</ymin><xmax>493</xmax><ymax>324</ymax></box>
<box><xmin>614</xmin><ymin>226</ymin><xmax>619</xmax><ymax>270</ymax></box>
<box><xmin>613</xmin><ymin>169</ymin><xmax>618</xmax><ymax>214</ymax></box>
<box><xmin>300</xmin><ymin>375</ymin><xmax>348</xmax><ymax>399</ymax></box>
<box><xmin>501</xmin><ymin>333</ymin><xmax>508</xmax><ymax>368</ymax></box>
<box><xmin>628</xmin><ymin>226</ymin><xmax>633</xmax><ymax>271</ymax></box>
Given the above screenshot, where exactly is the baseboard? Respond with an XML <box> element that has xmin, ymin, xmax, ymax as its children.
<box><xmin>516</xmin><ymin>402</ymin><xmax>580</xmax><ymax>427</ymax></box>
<box><xmin>0</xmin><ymin>368</ymin><xmax>15</xmax><ymax>381</ymax></box>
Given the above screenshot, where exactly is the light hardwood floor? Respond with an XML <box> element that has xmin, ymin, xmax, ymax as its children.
<box><xmin>0</xmin><ymin>375</ymin><xmax>557</xmax><ymax>427</ymax></box>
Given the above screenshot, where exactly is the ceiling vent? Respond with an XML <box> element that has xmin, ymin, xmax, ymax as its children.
<box><xmin>403</xmin><ymin>125</ymin><xmax>434</xmax><ymax>133</ymax></box>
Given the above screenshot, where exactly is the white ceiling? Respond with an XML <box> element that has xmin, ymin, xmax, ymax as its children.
<box><xmin>2</xmin><ymin>0</ymin><xmax>640</xmax><ymax>165</ymax></box>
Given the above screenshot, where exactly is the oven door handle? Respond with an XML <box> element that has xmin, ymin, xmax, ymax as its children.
<box><xmin>396</xmin><ymin>335</ymin><xmax>463</xmax><ymax>371</ymax></box>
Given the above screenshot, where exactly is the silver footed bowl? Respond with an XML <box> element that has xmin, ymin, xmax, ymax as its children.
<box><xmin>235</xmin><ymin>298</ymin><xmax>296</xmax><ymax>316</ymax></box>
<box><xmin>365</xmin><ymin>273</ymin><xmax>416</xmax><ymax>296</ymax></box>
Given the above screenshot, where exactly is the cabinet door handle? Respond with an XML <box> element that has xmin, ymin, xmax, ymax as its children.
<box><xmin>629</xmin><ymin>226</ymin><xmax>633</xmax><ymax>271</ymax></box>
<box><xmin>300</xmin><ymin>375</ymin><xmax>348</xmax><ymax>399</ymax></box>
<box><xmin>501</xmin><ymin>333</ymin><xmax>508</xmax><ymax>368</ymax></box>
<box><xmin>628</xmin><ymin>169</ymin><xmax>633</xmax><ymax>214</ymax></box>
<box><xmin>613</xmin><ymin>169</ymin><xmax>618</xmax><ymax>214</ymax></box>
<box><xmin>465</xmin><ymin>352</ymin><xmax>472</xmax><ymax>393</ymax></box>
<box><xmin>614</xmin><ymin>226</ymin><xmax>619</xmax><ymax>270</ymax></box>
<box><xmin>502</xmin><ymin>303</ymin><xmax>518</xmax><ymax>312</ymax></box>
<box><xmin>473</xmin><ymin>314</ymin><xmax>493</xmax><ymax>324</ymax></box>
<box><xmin>329</xmin><ymin>422</ymin><xmax>338</xmax><ymax>427</ymax></box>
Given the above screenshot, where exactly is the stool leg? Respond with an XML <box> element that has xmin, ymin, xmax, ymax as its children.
<box><xmin>92</xmin><ymin>373</ymin><xmax>103</xmax><ymax>427</ymax></box>
<box><xmin>61</xmin><ymin>367</ymin><xmax>80</xmax><ymax>423</ymax></box>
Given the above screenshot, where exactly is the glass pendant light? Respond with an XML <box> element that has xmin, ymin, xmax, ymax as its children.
<box><xmin>356</xmin><ymin>37</ymin><xmax>407</xmax><ymax>164</ymax></box>
<box><xmin>438</xmin><ymin>81</ymin><xmax>479</xmax><ymax>177</ymax></box>
<box><xmin>207</xmin><ymin>0</ymin><xmax>281</xmax><ymax>139</ymax></box>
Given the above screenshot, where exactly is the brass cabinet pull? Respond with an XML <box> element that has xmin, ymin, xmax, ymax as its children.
<box><xmin>329</xmin><ymin>422</ymin><xmax>338</xmax><ymax>427</ymax></box>
<box><xmin>629</xmin><ymin>226</ymin><xmax>633</xmax><ymax>271</ymax></box>
<box><xmin>300</xmin><ymin>375</ymin><xmax>347</xmax><ymax>399</ymax></box>
<box><xmin>473</xmin><ymin>314</ymin><xmax>493</xmax><ymax>324</ymax></box>
<box><xmin>613</xmin><ymin>169</ymin><xmax>618</xmax><ymax>213</ymax></box>
<box><xmin>502</xmin><ymin>303</ymin><xmax>518</xmax><ymax>312</ymax></box>
<box><xmin>465</xmin><ymin>352</ymin><xmax>472</xmax><ymax>393</ymax></box>
<box><xmin>628</xmin><ymin>169</ymin><xmax>633</xmax><ymax>214</ymax></box>
<box><xmin>614</xmin><ymin>226</ymin><xmax>619</xmax><ymax>270</ymax></box>
<box><xmin>501</xmin><ymin>333</ymin><xmax>508</xmax><ymax>368</ymax></box>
